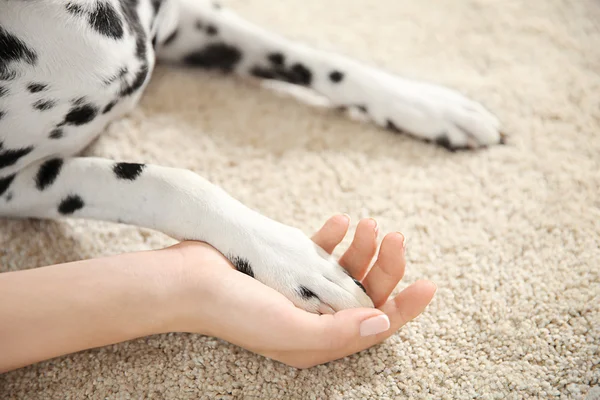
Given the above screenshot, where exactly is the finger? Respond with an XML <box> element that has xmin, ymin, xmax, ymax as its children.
<box><xmin>311</xmin><ymin>214</ymin><xmax>350</xmax><ymax>254</ymax></box>
<box><xmin>298</xmin><ymin>280</ymin><xmax>436</xmax><ymax>365</ymax></box>
<box><xmin>375</xmin><ymin>279</ymin><xmax>437</xmax><ymax>340</ymax></box>
<box><xmin>362</xmin><ymin>232</ymin><xmax>406</xmax><ymax>307</ymax></box>
<box><xmin>338</xmin><ymin>218</ymin><xmax>379</xmax><ymax>280</ymax></box>
<box><xmin>297</xmin><ymin>308</ymin><xmax>386</xmax><ymax>352</ymax></box>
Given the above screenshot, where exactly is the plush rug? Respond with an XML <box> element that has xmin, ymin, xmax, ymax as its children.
<box><xmin>1</xmin><ymin>0</ymin><xmax>599</xmax><ymax>398</ymax></box>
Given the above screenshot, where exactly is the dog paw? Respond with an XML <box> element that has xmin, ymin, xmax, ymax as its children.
<box><xmin>336</xmin><ymin>69</ymin><xmax>503</xmax><ymax>150</ymax></box>
<box><xmin>379</xmin><ymin>80</ymin><xmax>502</xmax><ymax>150</ymax></box>
<box><xmin>228</xmin><ymin>224</ymin><xmax>373</xmax><ymax>314</ymax></box>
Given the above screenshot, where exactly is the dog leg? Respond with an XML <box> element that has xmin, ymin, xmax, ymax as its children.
<box><xmin>0</xmin><ymin>157</ymin><xmax>372</xmax><ymax>313</ymax></box>
<box><xmin>155</xmin><ymin>0</ymin><xmax>501</xmax><ymax>150</ymax></box>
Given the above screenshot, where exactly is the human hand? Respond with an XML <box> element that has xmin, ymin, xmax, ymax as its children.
<box><xmin>170</xmin><ymin>215</ymin><xmax>436</xmax><ymax>368</ymax></box>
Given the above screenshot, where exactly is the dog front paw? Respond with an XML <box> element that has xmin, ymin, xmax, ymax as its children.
<box><xmin>333</xmin><ymin>67</ymin><xmax>503</xmax><ymax>150</ymax></box>
<box><xmin>227</xmin><ymin>224</ymin><xmax>373</xmax><ymax>314</ymax></box>
<box><xmin>379</xmin><ymin>80</ymin><xmax>503</xmax><ymax>150</ymax></box>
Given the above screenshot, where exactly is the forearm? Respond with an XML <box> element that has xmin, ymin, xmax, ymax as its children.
<box><xmin>0</xmin><ymin>246</ymin><xmax>185</xmax><ymax>373</ymax></box>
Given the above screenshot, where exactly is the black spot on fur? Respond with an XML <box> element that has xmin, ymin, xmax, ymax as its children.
<box><xmin>0</xmin><ymin>69</ymin><xmax>17</xmax><ymax>81</ymax></box>
<box><xmin>0</xmin><ymin>86</ymin><xmax>8</xmax><ymax>97</ymax></box>
<box><xmin>27</xmin><ymin>82</ymin><xmax>47</xmax><ymax>93</ymax></box>
<box><xmin>5</xmin><ymin>192</ymin><xmax>12</xmax><ymax>202</ymax></box>
<box><xmin>103</xmin><ymin>67</ymin><xmax>128</xmax><ymax>85</ymax></box>
<box><xmin>0</xmin><ymin>26</ymin><xmax>37</xmax><ymax>79</ymax></box>
<box><xmin>183</xmin><ymin>43</ymin><xmax>242</xmax><ymax>73</ymax></box>
<box><xmin>298</xmin><ymin>286</ymin><xmax>318</xmax><ymax>300</ymax></box>
<box><xmin>206</xmin><ymin>25</ymin><xmax>218</xmax><ymax>36</ymax></box>
<box><xmin>289</xmin><ymin>63</ymin><xmax>312</xmax><ymax>86</ymax></box>
<box><xmin>66</xmin><ymin>3</ymin><xmax>84</xmax><ymax>15</ymax></box>
<box><xmin>58</xmin><ymin>195</ymin><xmax>84</xmax><ymax>215</ymax></box>
<box><xmin>352</xmin><ymin>278</ymin><xmax>367</xmax><ymax>294</ymax></box>
<box><xmin>117</xmin><ymin>67</ymin><xmax>129</xmax><ymax>79</ymax></box>
<box><xmin>329</xmin><ymin>70</ymin><xmax>344</xmax><ymax>83</ymax></box>
<box><xmin>268</xmin><ymin>52</ymin><xmax>284</xmax><ymax>66</ymax></box>
<box><xmin>0</xmin><ymin>174</ymin><xmax>16</xmax><ymax>197</ymax></box>
<box><xmin>358</xmin><ymin>105</ymin><xmax>368</xmax><ymax>113</ymax></box>
<box><xmin>72</xmin><ymin>96</ymin><xmax>86</xmax><ymax>105</ymax></box>
<box><xmin>119</xmin><ymin>64</ymin><xmax>149</xmax><ymax>96</ymax></box>
<box><xmin>62</xmin><ymin>102</ymin><xmax>98</xmax><ymax>125</ymax></box>
<box><xmin>135</xmin><ymin>36</ymin><xmax>147</xmax><ymax>61</ymax></box>
<box><xmin>231</xmin><ymin>256</ymin><xmax>254</xmax><ymax>278</ymax></box>
<box><xmin>66</xmin><ymin>2</ymin><xmax>125</xmax><ymax>40</ymax></box>
<box><xmin>36</xmin><ymin>158</ymin><xmax>63</xmax><ymax>191</ymax></box>
<box><xmin>120</xmin><ymin>0</ymin><xmax>141</xmax><ymax>29</ymax></box>
<box><xmin>113</xmin><ymin>162</ymin><xmax>145</xmax><ymax>180</ymax></box>
<box><xmin>162</xmin><ymin>29</ymin><xmax>179</xmax><ymax>46</ymax></box>
<box><xmin>103</xmin><ymin>100</ymin><xmax>118</xmax><ymax>114</ymax></box>
<box><xmin>386</xmin><ymin>120</ymin><xmax>403</xmax><ymax>134</ymax></box>
<box><xmin>195</xmin><ymin>20</ymin><xmax>203</xmax><ymax>30</ymax></box>
<box><xmin>120</xmin><ymin>0</ymin><xmax>147</xmax><ymax>62</ymax></box>
<box><xmin>0</xmin><ymin>142</ymin><xmax>34</xmax><ymax>169</ymax></box>
<box><xmin>49</xmin><ymin>128</ymin><xmax>64</xmax><ymax>139</ymax></box>
<box><xmin>89</xmin><ymin>2</ymin><xmax>124</xmax><ymax>39</ymax></box>
<box><xmin>151</xmin><ymin>0</ymin><xmax>162</xmax><ymax>15</ymax></box>
<box><xmin>435</xmin><ymin>135</ymin><xmax>455</xmax><ymax>151</ymax></box>
<box><xmin>250</xmin><ymin>59</ymin><xmax>312</xmax><ymax>86</ymax></box>
<box><xmin>277</xmin><ymin>66</ymin><xmax>302</xmax><ymax>84</ymax></box>
<box><xmin>249</xmin><ymin>66</ymin><xmax>276</xmax><ymax>80</ymax></box>
<box><xmin>0</xmin><ymin>110</ymin><xmax>5</xmax><ymax>120</ymax></box>
<box><xmin>33</xmin><ymin>99</ymin><xmax>56</xmax><ymax>111</ymax></box>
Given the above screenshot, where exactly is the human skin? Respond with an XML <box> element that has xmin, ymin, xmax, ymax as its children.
<box><xmin>0</xmin><ymin>215</ymin><xmax>436</xmax><ymax>372</ymax></box>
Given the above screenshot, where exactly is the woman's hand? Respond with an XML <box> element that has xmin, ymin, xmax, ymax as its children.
<box><xmin>0</xmin><ymin>214</ymin><xmax>434</xmax><ymax>372</ymax></box>
<box><xmin>172</xmin><ymin>215</ymin><xmax>436</xmax><ymax>368</ymax></box>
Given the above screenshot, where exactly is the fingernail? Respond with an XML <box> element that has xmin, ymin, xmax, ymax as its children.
<box><xmin>369</xmin><ymin>218</ymin><xmax>379</xmax><ymax>234</ymax></box>
<box><xmin>359</xmin><ymin>314</ymin><xmax>390</xmax><ymax>337</ymax></box>
<box><xmin>342</xmin><ymin>213</ymin><xmax>351</xmax><ymax>223</ymax></box>
<box><xmin>396</xmin><ymin>232</ymin><xmax>405</xmax><ymax>245</ymax></box>
<box><xmin>397</xmin><ymin>232</ymin><xmax>406</xmax><ymax>253</ymax></box>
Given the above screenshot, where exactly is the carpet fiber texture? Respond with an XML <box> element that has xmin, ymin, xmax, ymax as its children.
<box><xmin>1</xmin><ymin>0</ymin><xmax>599</xmax><ymax>398</ymax></box>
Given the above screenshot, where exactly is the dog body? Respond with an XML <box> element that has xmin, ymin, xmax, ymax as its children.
<box><xmin>0</xmin><ymin>0</ymin><xmax>501</xmax><ymax>312</ymax></box>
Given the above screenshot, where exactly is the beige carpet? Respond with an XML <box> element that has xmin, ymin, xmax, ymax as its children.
<box><xmin>1</xmin><ymin>0</ymin><xmax>599</xmax><ymax>398</ymax></box>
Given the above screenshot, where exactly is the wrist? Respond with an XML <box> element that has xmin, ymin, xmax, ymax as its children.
<box><xmin>155</xmin><ymin>241</ymin><xmax>228</xmax><ymax>336</ymax></box>
<box><xmin>137</xmin><ymin>244</ymin><xmax>193</xmax><ymax>335</ymax></box>
<box><xmin>100</xmin><ymin>245</ymin><xmax>199</xmax><ymax>338</ymax></box>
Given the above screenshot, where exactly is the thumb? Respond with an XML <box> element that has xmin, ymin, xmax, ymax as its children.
<box><xmin>316</xmin><ymin>308</ymin><xmax>391</xmax><ymax>350</ymax></box>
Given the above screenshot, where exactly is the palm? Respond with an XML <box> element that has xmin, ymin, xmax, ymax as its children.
<box><xmin>178</xmin><ymin>215</ymin><xmax>436</xmax><ymax>368</ymax></box>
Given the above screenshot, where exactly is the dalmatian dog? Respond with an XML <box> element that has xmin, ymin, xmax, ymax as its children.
<box><xmin>0</xmin><ymin>0</ymin><xmax>502</xmax><ymax>314</ymax></box>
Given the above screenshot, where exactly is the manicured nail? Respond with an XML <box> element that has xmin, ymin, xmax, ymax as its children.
<box><xmin>359</xmin><ymin>314</ymin><xmax>390</xmax><ymax>337</ymax></box>
<box><xmin>396</xmin><ymin>232</ymin><xmax>405</xmax><ymax>246</ymax></box>
<box><xmin>368</xmin><ymin>218</ymin><xmax>379</xmax><ymax>234</ymax></box>
<box><xmin>396</xmin><ymin>232</ymin><xmax>406</xmax><ymax>254</ymax></box>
